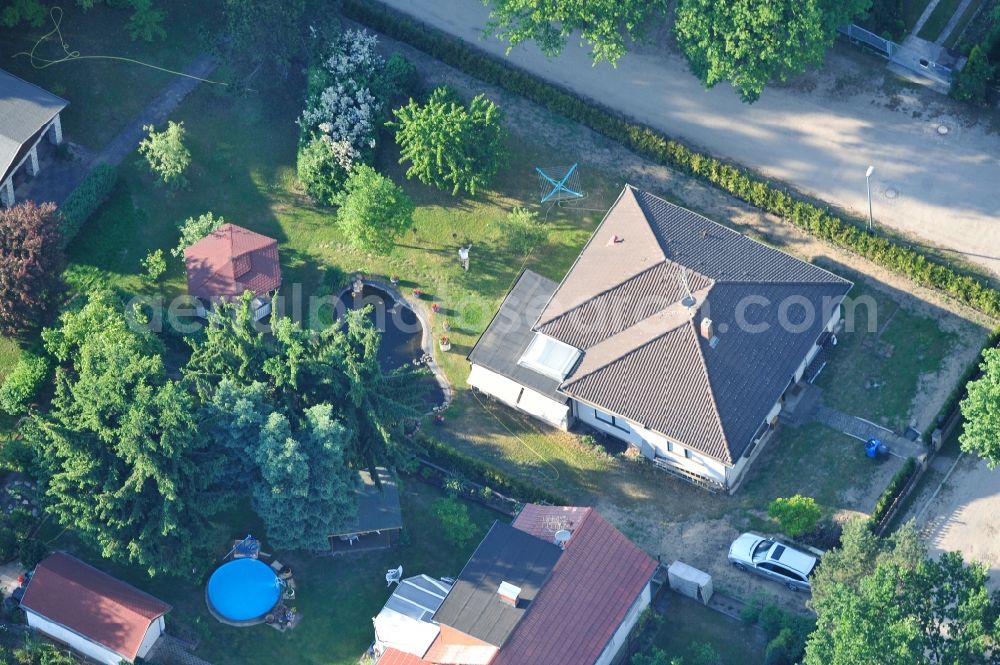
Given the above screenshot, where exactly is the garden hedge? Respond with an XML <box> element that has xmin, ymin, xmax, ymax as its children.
<box><xmin>344</xmin><ymin>0</ymin><xmax>1000</xmax><ymax>319</ymax></box>
<box><xmin>413</xmin><ymin>431</ymin><xmax>569</xmax><ymax>506</ymax></box>
<box><xmin>59</xmin><ymin>164</ymin><xmax>118</xmax><ymax>244</ymax></box>
<box><xmin>870</xmin><ymin>456</ymin><xmax>918</xmax><ymax>530</ymax></box>
<box><xmin>0</xmin><ymin>353</ymin><xmax>50</xmax><ymax>416</ymax></box>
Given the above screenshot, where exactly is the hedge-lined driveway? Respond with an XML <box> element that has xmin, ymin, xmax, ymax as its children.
<box><xmin>377</xmin><ymin>0</ymin><xmax>1000</xmax><ymax>278</ymax></box>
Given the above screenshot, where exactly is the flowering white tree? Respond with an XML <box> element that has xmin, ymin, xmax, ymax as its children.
<box><xmin>298</xmin><ymin>29</ymin><xmax>385</xmax><ymax>156</ymax></box>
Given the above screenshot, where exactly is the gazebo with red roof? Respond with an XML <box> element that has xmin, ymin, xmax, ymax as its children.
<box><xmin>184</xmin><ymin>223</ymin><xmax>282</xmax><ymax>320</ymax></box>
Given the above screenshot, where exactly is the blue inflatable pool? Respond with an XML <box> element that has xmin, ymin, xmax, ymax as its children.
<box><xmin>206</xmin><ymin>559</ymin><xmax>282</xmax><ymax>623</ymax></box>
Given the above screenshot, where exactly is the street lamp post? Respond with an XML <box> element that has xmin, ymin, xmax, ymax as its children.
<box><xmin>865</xmin><ymin>165</ymin><xmax>875</xmax><ymax>233</ymax></box>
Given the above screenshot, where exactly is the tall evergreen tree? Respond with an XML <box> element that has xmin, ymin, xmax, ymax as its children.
<box><xmin>252</xmin><ymin>405</ymin><xmax>358</xmax><ymax>550</ymax></box>
<box><xmin>29</xmin><ymin>293</ymin><xmax>218</xmax><ymax>575</ymax></box>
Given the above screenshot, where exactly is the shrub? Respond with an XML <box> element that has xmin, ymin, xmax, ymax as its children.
<box><xmin>138</xmin><ymin>121</ymin><xmax>191</xmax><ymax>188</ymax></box>
<box><xmin>0</xmin><ymin>527</ymin><xmax>16</xmax><ymax>562</ymax></box>
<box><xmin>59</xmin><ymin>164</ymin><xmax>118</xmax><ymax>243</ymax></box>
<box><xmin>172</xmin><ymin>212</ymin><xmax>225</xmax><ymax>258</ymax></box>
<box><xmin>141</xmin><ymin>249</ymin><xmax>166</xmax><ymax>282</ymax></box>
<box><xmin>378</xmin><ymin>52</ymin><xmax>421</xmax><ymax>101</ymax></box>
<box><xmin>19</xmin><ymin>538</ymin><xmax>47</xmax><ymax>569</ymax></box>
<box><xmin>343</xmin><ymin>0</ymin><xmax>1000</xmax><ymax>320</ymax></box>
<box><xmin>413</xmin><ymin>431</ymin><xmax>569</xmax><ymax>505</ymax></box>
<box><xmin>335</xmin><ymin>165</ymin><xmax>415</xmax><ymax>255</ymax></box>
<box><xmin>0</xmin><ymin>353</ymin><xmax>50</xmax><ymax>416</ymax></box>
<box><xmin>869</xmin><ymin>457</ymin><xmax>919</xmax><ymax>530</ymax></box>
<box><xmin>951</xmin><ymin>45</ymin><xmax>995</xmax><ymax>106</ymax></box>
<box><xmin>502</xmin><ymin>207</ymin><xmax>548</xmax><ymax>257</ymax></box>
<box><xmin>742</xmin><ymin>599</ymin><xmax>814</xmax><ymax>665</ymax></box>
<box><xmin>433</xmin><ymin>497</ymin><xmax>476</xmax><ymax>547</ymax></box>
<box><xmin>296</xmin><ymin>133</ymin><xmax>357</xmax><ymax>205</ymax></box>
<box><xmin>767</xmin><ymin>495</ymin><xmax>822</xmax><ymax>537</ymax></box>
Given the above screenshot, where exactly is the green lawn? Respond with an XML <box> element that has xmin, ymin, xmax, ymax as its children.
<box><xmin>814</xmin><ymin>282</ymin><xmax>957</xmax><ymax>431</ymax></box>
<box><xmin>917</xmin><ymin>0</ymin><xmax>964</xmax><ymax>40</ymax></box>
<box><xmin>652</xmin><ymin>593</ymin><xmax>767</xmax><ymax>665</ymax></box>
<box><xmin>737</xmin><ymin>423</ymin><xmax>886</xmax><ymax>513</ymax></box>
<box><xmin>0</xmin><ymin>0</ymin><xmax>217</xmax><ymax>150</ymax></box>
<box><xmin>904</xmin><ymin>0</ymin><xmax>936</xmax><ymax>32</ymax></box>
<box><xmin>41</xmin><ymin>480</ymin><xmax>501</xmax><ymax>665</ymax></box>
<box><xmin>943</xmin><ymin>0</ymin><xmax>987</xmax><ymax>48</ymax></box>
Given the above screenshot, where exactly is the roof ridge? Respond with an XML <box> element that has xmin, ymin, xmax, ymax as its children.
<box><xmin>43</xmin><ymin>552</ymin><xmax>171</xmax><ymax>616</ymax></box>
<box><xmin>538</xmin><ymin>259</ymin><xmax>668</xmax><ymax>334</ymax></box>
<box><xmin>561</xmin><ymin>323</ymin><xmax>681</xmax><ymax>389</ymax></box>
<box><xmin>535</xmin><ymin>186</ymin><xmax>659</xmax><ymax>329</ymax></box>
<box><xmin>687</xmin><ymin>321</ymin><xmax>733</xmax><ymax>464</ymax></box>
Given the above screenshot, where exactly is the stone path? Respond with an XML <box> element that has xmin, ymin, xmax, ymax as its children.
<box><xmin>92</xmin><ymin>53</ymin><xmax>217</xmax><ymax>168</ymax></box>
<box><xmin>146</xmin><ymin>634</ymin><xmax>214</xmax><ymax>665</ymax></box>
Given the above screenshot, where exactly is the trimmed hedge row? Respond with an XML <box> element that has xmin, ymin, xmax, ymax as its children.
<box><xmin>412</xmin><ymin>431</ymin><xmax>569</xmax><ymax>506</ymax></box>
<box><xmin>59</xmin><ymin>164</ymin><xmax>118</xmax><ymax>244</ymax></box>
<box><xmin>870</xmin><ymin>456</ymin><xmax>918</xmax><ymax>530</ymax></box>
<box><xmin>344</xmin><ymin>0</ymin><xmax>1000</xmax><ymax>319</ymax></box>
<box><xmin>924</xmin><ymin>328</ymin><xmax>1000</xmax><ymax>444</ymax></box>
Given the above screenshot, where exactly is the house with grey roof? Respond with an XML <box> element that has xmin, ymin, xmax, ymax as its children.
<box><xmin>0</xmin><ymin>69</ymin><xmax>68</xmax><ymax>208</ymax></box>
<box><xmin>468</xmin><ymin>186</ymin><xmax>852</xmax><ymax>492</ymax></box>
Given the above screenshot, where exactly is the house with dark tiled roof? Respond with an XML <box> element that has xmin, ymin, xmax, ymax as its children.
<box><xmin>20</xmin><ymin>552</ymin><xmax>171</xmax><ymax>665</ymax></box>
<box><xmin>184</xmin><ymin>223</ymin><xmax>282</xmax><ymax>320</ymax></box>
<box><xmin>372</xmin><ymin>504</ymin><xmax>657</xmax><ymax>665</ymax></box>
<box><xmin>468</xmin><ymin>186</ymin><xmax>852</xmax><ymax>492</ymax></box>
<box><xmin>0</xmin><ymin>69</ymin><xmax>68</xmax><ymax>208</ymax></box>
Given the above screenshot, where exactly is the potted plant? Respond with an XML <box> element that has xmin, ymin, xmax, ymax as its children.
<box><xmin>390</xmin><ymin>274</ymin><xmax>399</xmax><ymax>285</ymax></box>
<box><xmin>439</xmin><ymin>335</ymin><xmax>451</xmax><ymax>351</ymax></box>
<box><xmin>413</xmin><ymin>288</ymin><xmax>422</xmax><ymax>299</ymax></box>
<box><xmin>432</xmin><ymin>303</ymin><xmax>441</xmax><ymax>313</ymax></box>
<box><xmin>442</xmin><ymin>319</ymin><xmax>450</xmax><ymax>332</ymax></box>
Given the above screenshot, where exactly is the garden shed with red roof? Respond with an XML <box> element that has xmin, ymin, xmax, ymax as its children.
<box><xmin>20</xmin><ymin>552</ymin><xmax>171</xmax><ymax>665</ymax></box>
<box><xmin>184</xmin><ymin>223</ymin><xmax>282</xmax><ymax>320</ymax></box>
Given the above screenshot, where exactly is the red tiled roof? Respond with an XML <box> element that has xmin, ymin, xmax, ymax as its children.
<box><xmin>378</xmin><ymin>648</ymin><xmax>432</xmax><ymax>665</ymax></box>
<box><xmin>494</xmin><ymin>506</ymin><xmax>658</xmax><ymax>665</ymax></box>
<box><xmin>511</xmin><ymin>504</ymin><xmax>591</xmax><ymax>545</ymax></box>
<box><xmin>20</xmin><ymin>552</ymin><xmax>171</xmax><ymax>661</ymax></box>
<box><xmin>184</xmin><ymin>223</ymin><xmax>281</xmax><ymax>300</ymax></box>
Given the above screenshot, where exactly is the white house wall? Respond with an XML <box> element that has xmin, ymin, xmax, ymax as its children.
<box><xmin>136</xmin><ymin>616</ymin><xmax>165</xmax><ymax>659</ymax></box>
<box><xmin>467</xmin><ymin>364</ymin><xmax>570</xmax><ymax>430</ymax></box>
<box><xmin>25</xmin><ymin>610</ymin><xmax>127</xmax><ymax>665</ymax></box>
<box><xmin>574</xmin><ymin>402</ymin><xmax>730</xmax><ymax>485</ymax></box>
<box><xmin>594</xmin><ymin>582</ymin><xmax>652</xmax><ymax>665</ymax></box>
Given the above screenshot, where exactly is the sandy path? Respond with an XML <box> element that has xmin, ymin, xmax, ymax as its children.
<box><xmin>378</xmin><ymin>0</ymin><xmax>1000</xmax><ymax>278</ymax></box>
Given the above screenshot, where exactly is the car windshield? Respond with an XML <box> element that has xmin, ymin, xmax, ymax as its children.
<box><xmin>752</xmin><ymin>539</ymin><xmax>773</xmax><ymax>560</ymax></box>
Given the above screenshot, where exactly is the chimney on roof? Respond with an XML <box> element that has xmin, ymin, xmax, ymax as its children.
<box><xmin>700</xmin><ymin>318</ymin><xmax>714</xmax><ymax>340</ymax></box>
<box><xmin>607</xmin><ymin>234</ymin><xmax>623</xmax><ymax>246</ymax></box>
<box><xmin>497</xmin><ymin>581</ymin><xmax>521</xmax><ymax>607</ymax></box>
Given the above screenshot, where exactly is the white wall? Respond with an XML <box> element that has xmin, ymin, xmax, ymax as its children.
<box><xmin>594</xmin><ymin>582</ymin><xmax>652</xmax><ymax>665</ymax></box>
<box><xmin>136</xmin><ymin>616</ymin><xmax>165</xmax><ymax>659</ymax></box>
<box><xmin>467</xmin><ymin>364</ymin><xmax>571</xmax><ymax>430</ymax></box>
<box><xmin>574</xmin><ymin>402</ymin><xmax>730</xmax><ymax>485</ymax></box>
<box><xmin>26</xmin><ymin>610</ymin><xmax>128</xmax><ymax>665</ymax></box>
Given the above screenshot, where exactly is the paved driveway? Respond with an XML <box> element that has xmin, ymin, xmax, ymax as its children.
<box><xmin>378</xmin><ymin>0</ymin><xmax>1000</xmax><ymax>277</ymax></box>
<box><xmin>916</xmin><ymin>454</ymin><xmax>1000</xmax><ymax>590</ymax></box>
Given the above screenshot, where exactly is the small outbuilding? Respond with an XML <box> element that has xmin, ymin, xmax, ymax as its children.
<box><xmin>184</xmin><ymin>223</ymin><xmax>282</xmax><ymax>320</ymax></box>
<box><xmin>20</xmin><ymin>552</ymin><xmax>171</xmax><ymax>665</ymax></box>
<box><xmin>329</xmin><ymin>467</ymin><xmax>403</xmax><ymax>554</ymax></box>
<box><xmin>667</xmin><ymin>559</ymin><xmax>713</xmax><ymax>605</ymax></box>
<box><xmin>0</xmin><ymin>69</ymin><xmax>68</xmax><ymax>208</ymax></box>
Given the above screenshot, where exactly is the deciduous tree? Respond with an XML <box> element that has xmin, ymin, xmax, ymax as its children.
<box><xmin>171</xmin><ymin>211</ymin><xmax>225</xmax><ymax>258</ymax></box>
<box><xmin>768</xmin><ymin>494</ymin><xmax>821</xmax><ymax>537</ymax></box>
<box><xmin>805</xmin><ymin>519</ymin><xmax>1000</xmax><ymax>665</ymax></box>
<box><xmin>223</xmin><ymin>0</ymin><xmax>307</xmax><ymax>78</ymax></box>
<box><xmin>335</xmin><ymin>164</ymin><xmax>414</xmax><ymax>255</ymax></box>
<box><xmin>390</xmin><ymin>87</ymin><xmax>508</xmax><ymax>196</ymax></box>
<box><xmin>138</xmin><ymin>120</ymin><xmax>191</xmax><ymax>188</ymax></box>
<box><xmin>674</xmin><ymin>0</ymin><xmax>869</xmax><ymax>102</ymax></box>
<box><xmin>959</xmin><ymin>347</ymin><xmax>1000</xmax><ymax>467</ymax></box>
<box><xmin>484</xmin><ymin>0</ymin><xmax>667</xmax><ymax>66</ymax></box>
<box><xmin>0</xmin><ymin>201</ymin><xmax>64</xmax><ymax>337</ymax></box>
